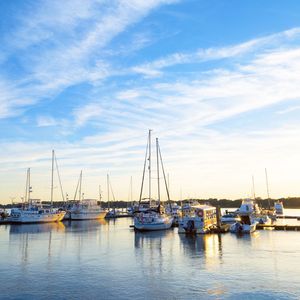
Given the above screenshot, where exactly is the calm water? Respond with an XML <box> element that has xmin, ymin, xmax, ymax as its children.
<box><xmin>0</xmin><ymin>211</ymin><xmax>300</xmax><ymax>299</ymax></box>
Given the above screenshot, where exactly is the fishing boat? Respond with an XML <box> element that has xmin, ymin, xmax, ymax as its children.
<box><xmin>221</xmin><ymin>212</ymin><xmax>240</xmax><ymax>224</ymax></box>
<box><xmin>133</xmin><ymin>130</ymin><xmax>173</xmax><ymax>231</ymax></box>
<box><xmin>230</xmin><ymin>215</ymin><xmax>257</xmax><ymax>233</ymax></box>
<box><xmin>11</xmin><ymin>151</ymin><xmax>66</xmax><ymax>223</ymax></box>
<box><xmin>178</xmin><ymin>203</ymin><xmax>217</xmax><ymax>234</ymax></box>
<box><xmin>230</xmin><ymin>199</ymin><xmax>258</xmax><ymax>234</ymax></box>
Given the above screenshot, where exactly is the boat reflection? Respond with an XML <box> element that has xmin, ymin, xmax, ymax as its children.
<box><xmin>134</xmin><ymin>229</ymin><xmax>174</xmax><ymax>249</ymax></box>
<box><xmin>179</xmin><ymin>234</ymin><xmax>223</xmax><ymax>268</ymax></box>
<box><xmin>9</xmin><ymin>222</ymin><xmax>65</xmax><ymax>234</ymax></box>
<box><xmin>63</xmin><ymin>219</ymin><xmax>108</xmax><ymax>233</ymax></box>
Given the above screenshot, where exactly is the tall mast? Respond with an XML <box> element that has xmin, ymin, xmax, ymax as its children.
<box><xmin>130</xmin><ymin>176</ymin><xmax>133</xmax><ymax>205</ymax></box>
<box><xmin>265</xmin><ymin>168</ymin><xmax>271</xmax><ymax>209</ymax></box>
<box><xmin>28</xmin><ymin>168</ymin><xmax>32</xmax><ymax>205</ymax></box>
<box><xmin>99</xmin><ymin>185</ymin><xmax>102</xmax><ymax>203</ymax></box>
<box><xmin>79</xmin><ymin>170</ymin><xmax>82</xmax><ymax>201</ymax></box>
<box><xmin>107</xmin><ymin>174</ymin><xmax>110</xmax><ymax>210</ymax></box>
<box><xmin>156</xmin><ymin>138</ymin><xmax>160</xmax><ymax>204</ymax></box>
<box><xmin>138</xmin><ymin>132</ymin><xmax>149</xmax><ymax>204</ymax></box>
<box><xmin>51</xmin><ymin>150</ymin><xmax>54</xmax><ymax>206</ymax></box>
<box><xmin>252</xmin><ymin>175</ymin><xmax>256</xmax><ymax>201</ymax></box>
<box><xmin>148</xmin><ymin>129</ymin><xmax>152</xmax><ymax>202</ymax></box>
<box><xmin>25</xmin><ymin>168</ymin><xmax>29</xmax><ymax>204</ymax></box>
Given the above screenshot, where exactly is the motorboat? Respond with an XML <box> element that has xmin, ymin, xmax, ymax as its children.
<box><xmin>230</xmin><ymin>199</ymin><xmax>258</xmax><ymax>233</ymax></box>
<box><xmin>230</xmin><ymin>215</ymin><xmax>257</xmax><ymax>233</ymax></box>
<box><xmin>221</xmin><ymin>212</ymin><xmax>241</xmax><ymax>224</ymax></box>
<box><xmin>236</xmin><ymin>198</ymin><xmax>260</xmax><ymax>215</ymax></box>
<box><xmin>178</xmin><ymin>203</ymin><xmax>217</xmax><ymax>234</ymax></box>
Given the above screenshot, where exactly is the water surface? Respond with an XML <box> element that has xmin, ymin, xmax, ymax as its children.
<box><xmin>0</xmin><ymin>213</ymin><xmax>300</xmax><ymax>299</ymax></box>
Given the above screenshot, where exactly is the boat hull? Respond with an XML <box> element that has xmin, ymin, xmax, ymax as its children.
<box><xmin>134</xmin><ymin>215</ymin><xmax>173</xmax><ymax>231</ymax></box>
<box><xmin>230</xmin><ymin>222</ymin><xmax>257</xmax><ymax>233</ymax></box>
<box><xmin>70</xmin><ymin>211</ymin><xmax>107</xmax><ymax>220</ymax></box>
<box><xmin>10</xmin><ymin>211</ymin><xmax>66</xmax><ymax>224</ymax></box>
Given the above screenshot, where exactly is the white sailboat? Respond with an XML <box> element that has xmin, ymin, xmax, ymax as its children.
<box><xmin>134</xmin><ymin>130</ymin><xmax>173</xmax><ymax>231</ymax></box>
<box><xmin>10</xmin><ymin>151</ymin><xmax>66</xmax><ymax>223</ymax></box>
<box><xmin>69</xmin><ymin>171</ymin><xmax>107</xmax><ymax>220</ymax></box>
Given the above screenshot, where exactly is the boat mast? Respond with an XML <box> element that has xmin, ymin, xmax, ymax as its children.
<box><xmin>51</xmin><ymin>150</ymin><xmax>54</xmax><ymax>206</ymax></box>
<box><xmin>156</xmin><ymin>138</ymin><xmax>160</xmax><ymax>205</ymax></box>
<box><xmin>99</xmin><ymin>185</ymin><xmax>102</xmax><ymax>204</ymax></box>
<box><xmin>79</xmin><ymin>170</ymin><xmax>82</xmax><ymax>201</ymax></box>
<box><xmin>265</xmin><ymin>168</ymin><xmax>271</xmax><ymax>209</ymax></box>
<box><xmin>138</xmin><ymin>131</ymin><xmax>150</xmax><ymax>205</ymax></box>
<box><xmin>107</xmin><ymin>174</ymin><xmax>110</xmax><ymax>210</ymax></box>
<box><xmin>149</xmin><ymin>130</ymin><xmax>152</xmax><ymax>203</ymax></box>
<box><xmin>252</xmin><ymin>175</ymin><xmax>256</xmax><ymax>201</ymax></box>
<box><xmin>28</xmin><ymin>168</ymin><xmax>31</xmax><ymax>205</ymax></box>
<box><xmin>24</xmin><ymin>168</ymin><xmax>29</xmax><ymax>204</ymax></box>
<box><xmin>130</xmin><ymin>176</ymin><xmax>133</xmax><ymax>205</ymax></box>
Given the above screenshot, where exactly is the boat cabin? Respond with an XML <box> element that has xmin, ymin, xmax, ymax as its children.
<box><xmin>179</xmin><ymin>205</ymin><xmax>217</xmax><ymax>234</ymax></box>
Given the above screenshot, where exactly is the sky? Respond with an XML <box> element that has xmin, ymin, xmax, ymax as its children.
<box><xmin>1</xmin><ymin>0</ymin><xmax>300</xmax><ymax>204</ymax></box>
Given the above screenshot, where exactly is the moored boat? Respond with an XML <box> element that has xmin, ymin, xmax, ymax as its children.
<box><xmin>69</xmin><ymin>199</ymin><xmax>107</xmax><ymax>220</ymax></box>
<box><xmin>133</xmin><ymin>131</ymin><xmax>173</xmax><ymax>231</ymax></box>
<box><xmin>178</xmin><ymin>203</ymin><xmax>217</xmax><ymax>234</ymax></box>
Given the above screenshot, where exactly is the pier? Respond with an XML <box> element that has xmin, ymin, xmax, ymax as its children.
<box><xmin>257</xmin><ymin>224</ymin><xmax>300</xmax><ymax>231</ymax></box>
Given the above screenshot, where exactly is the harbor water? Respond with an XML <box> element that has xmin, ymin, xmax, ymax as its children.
<box><xmin>0</xmin><ymin>210</ymin><xmax>300</xmax><ymax>299</ymax></box>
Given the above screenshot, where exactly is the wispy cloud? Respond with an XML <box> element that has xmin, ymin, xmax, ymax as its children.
<box><xmin>132</xmin><ymin>27</ymin><xmax>300</xmax><ymax>77</ymax></box>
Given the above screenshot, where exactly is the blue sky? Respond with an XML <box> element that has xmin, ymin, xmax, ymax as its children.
<box><xmin>1</xmin><ymin>0</ymin><xmax>300</xmax><ymax>203</ymax></box>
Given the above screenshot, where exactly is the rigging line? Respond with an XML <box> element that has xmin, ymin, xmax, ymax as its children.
<box><xmin>158</xmin><ymin>141</ymin><xmax>172</xmax><ymax>210</ymax></box>
<box><xmin>138</xmin><ymin>131</ymin><xmax>149</xmax><ymax>205</ymax></box>
<box><xmin>109</xmin><ymin>180</ymin><xmax>116</xmax><ymax>202</ymax></box>
<box><xmin>73</xmin><ymin>171</ymin><xmax>81</xmax><ymax>200</ymax></box>
<box><xmin>54</xmin><ymin>153</ymin><xmax>65</xmax><ymax>203</ymax></box>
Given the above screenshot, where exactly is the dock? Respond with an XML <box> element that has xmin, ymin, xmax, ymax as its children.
<box><xmin>257</xmin><ymin>224</ymin><xmax>300</xmax><ymax>231</ymax></box>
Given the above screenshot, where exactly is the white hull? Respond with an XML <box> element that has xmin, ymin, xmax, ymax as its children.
<box><xmin>70</xmin><ymin>211</ymin><xmax>107</xmax><ymax>220</ymax></box>
<box><xmin>10</xmin><ymin>211</ymin><xmax>65</xmax><ymax>223</ymax></box>
<box><xmin>230</xmin><ymin>222</ymin><xmax>257</xmax><ymax>233</ymax></box>
<box><xmin>134</xmin><ymin>214</ymin><xmax>173</xmax><ymax>231</ymax></box>
<box><xmin>178</xmin><ymin>218</ymin><xmax>213</xmax><ymax>234</ymax></box>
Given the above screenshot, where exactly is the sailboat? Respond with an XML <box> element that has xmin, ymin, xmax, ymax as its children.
<box><xmin>133</xmin><ymin>130</ymin><xmax>173</xmax><ymax>231</ymax></box>
<box><xmin>10</xmin><ymin>151</ymin><xmax>66</xmax><ymax>223</ymax></box>
<box><xmin>68</xmin><ymin>171</ymin><xmax>107</xmax><ymax>220</ymax></box>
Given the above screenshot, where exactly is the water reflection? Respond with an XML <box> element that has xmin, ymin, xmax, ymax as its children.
<box><xmin>9</xmin><ymin>222</ymin><xmax>65</xmax><ymax>234</ymax></box>
<box><xmin>134</xmin><ymin>229</ymin><xmax>173</xmax><ymax>249</ymax></box>
<box><xmin>62</xmin><ymin>219</ymin><xmax>107</xmax><ymax>233</ymax></box>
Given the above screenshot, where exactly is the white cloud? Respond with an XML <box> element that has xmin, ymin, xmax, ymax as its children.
<box><xmin>73</xmin><ymin>103</ymin><xmax>103</xmax><ymax>126</ymax></box>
